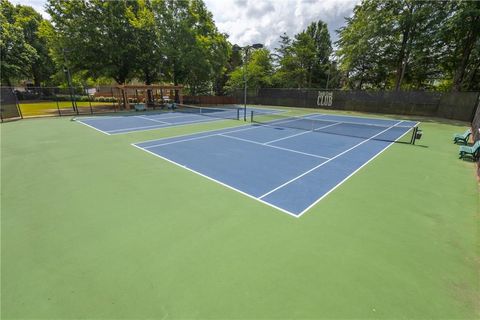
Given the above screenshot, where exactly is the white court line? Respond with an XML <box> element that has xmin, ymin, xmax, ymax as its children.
<box><xmin>76</xmin><ymin>115</ymin><xmax>124</xmax><ymax>121</ymax></box>
<box><xmin>132</xmin><ymin>123</ymin><xmax>252</xmax><ymax>145</ymax></box>
<box><xmin>131</xmin><ymin>144</ymin><xmax>299</xmax><ymax>218</ymax></box>
<box><xmin>264</xmin><ymin>122</ymin><xmax>342</xmax><ymax>145</ymax></box>
<box><xmin>135</xmin><ymin>115</ymin><xmax>170</xmax><ymax>124</ymax></box>
<box><xmin>259</xmin><ymin>121</ymin><xmax>406</xmax><ymax>199</ymax></box>
<box><xmin>296</xmin><ymin>121</ymin><xmax>420</xmax><ymax>217</ymax></box>
<box><xmin>219</xmin><ymin>134</ymin><xmax>330</xmax><ymax>160</ymax></box>
<box><xmin>148</xmin><ymin>113</ymin><xmax>212</xmax><ymax>120</ymax></box>
<box><xmin>76</xmin><ymin>120</ymin><xmax>111</xmax><ymax>135</ymax></box>
<box><xmin>133</xmin><ymin>113</ymin><xmax>321</xmax><ymax>145</ymax></box>
<box><xmin>142</xmin><ymin>124</ymin><xmax>272</xmax><ymax>148</ymax></box>
<box><xmin>107</xmin><ymin>117</ymin><xmax>219</xmax><ymax>134</ymax></box>
<box><xmin>139</xmin><ymin>120</ymin><xmax>301</xmax><ymax>149</ymax></box>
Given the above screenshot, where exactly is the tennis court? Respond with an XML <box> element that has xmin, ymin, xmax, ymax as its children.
<box><xmin>134</xmin><ymin>113</ymin><xmax>418</xmax><ymax>216</ymax></box>
<box><xmin>76</xmin><ymin>105</ymin><xmax>282</xmax><ymax>134</ymax></box>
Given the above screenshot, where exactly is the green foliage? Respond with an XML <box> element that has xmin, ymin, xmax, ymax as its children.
<box><xmin>152</xmin><ymin>0</ymin><xmax>230</xmax><ymax>94</ymax></box>
<box><xmin>336</xmin><ymin>0</ymin><xmax>479</xmax><ymax>92</ymax></box>
<box><xmin>0</xmin><ymin>0</ymin><xmax>39</xmax><ymax>86</ymax></box>
<box><xmin>44</xmin><ymin>0</ymin><xmax>230</xmax><ymax>93</ymax></box>
<box><xmin>225</xmin><ymin>48</ymin><xmax>273</xmax><ymax>92</ymax></box>
<box><xmin>14</xmin><ymin>4</ymin><xmax>56</xmax><ymax>85</ymax></box>
<box><xmin>273</xmin><ymin>20</ymin><xmax>333</xmax><ymax>88</ymax></box>
<box><xmin>438</xmin><ymin>0</ymin><xmax>480</xmax><ymax>91</ymax></box>
<box><xmin>46</xmin><ymin>0</ymin><xmax>140</xmax><ymax>84</ymax></box>
<box><xmin>2</xmin><ymin>0</ymin><xmax>477</xmax><ymax>94</ymax></box>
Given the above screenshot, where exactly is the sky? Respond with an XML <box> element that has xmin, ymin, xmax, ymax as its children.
<box><xmin>11</xmin><ymin>0</ymin><xmax>360</xmax><ymax>49</ymax></box>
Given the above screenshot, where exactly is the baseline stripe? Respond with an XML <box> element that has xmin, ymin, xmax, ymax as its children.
<box><xmin>131</xmin><ymin>144</ymin><xmax>299</xmax><ymax>218</ymax></box>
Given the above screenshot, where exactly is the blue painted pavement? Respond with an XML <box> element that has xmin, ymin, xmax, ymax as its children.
<box><xmin>133</xmin><ymin>113</ymin><xmax>417</xmax><ymax>217</ymax></box>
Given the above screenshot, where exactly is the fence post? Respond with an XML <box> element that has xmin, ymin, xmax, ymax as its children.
<box><xmin>55</xmin><ymin>93</ymin><xmax>61</xmax><ymax>116</ymax></box>
<box><xmin>88</xmin><ymin>91</ymin><xmax>93</xmax><ymax>114</ymax></box>
<box><xmin>14</xmin><ymin>88</ymin><xmax>23</xmax><ymax>119</ymax></box>
<box><xmin>111</xmin><ymin>87</ymin><xmax>117</xmax><ymax>112</ymax></box>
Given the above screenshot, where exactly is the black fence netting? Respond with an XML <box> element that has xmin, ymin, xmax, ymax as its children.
<box><xmin>0</xmin><ymin>87</ymin><xmax>22</xmax><ymax>121</ymax></box>
<box><xmin>233</xmin><ymin>88</ymin><xmax>480</xmax><ymax>122</ymax></box>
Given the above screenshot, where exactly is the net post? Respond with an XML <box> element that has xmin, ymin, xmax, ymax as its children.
<box><xmin>410</xmin><ymin>127</ymin><xmax>418</xmax><ymax>145</ymax></box>
<box><xmin>250</xmin><ymin>110</ymin><xmax>253</xmax><ymax>122</ymax></box>
<box><xmin>236</xmin><ymin>108</ymin><xmax>240</xmax><ymax>120</ymax></box>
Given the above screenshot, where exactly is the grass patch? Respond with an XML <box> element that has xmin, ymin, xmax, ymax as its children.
<box><xmin>19</xmin><ymin>101</ymin><xmax>114</xmax><ymax>116</ymax></box>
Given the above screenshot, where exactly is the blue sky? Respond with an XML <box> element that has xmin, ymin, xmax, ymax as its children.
<box><xmin>11</xmin><ymin>0</ymin><xmax>359</xmax><ymax>48</ymax></box>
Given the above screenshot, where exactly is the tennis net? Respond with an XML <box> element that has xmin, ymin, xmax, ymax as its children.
<box><xmin>175</xmin><ymin>104</ymin><xmax>240</xmax><ymax>120</ymax></box>
<box><xmin>250</xmin><ymin>111</ymin><xmax>420</xmax><ymax>144</ymax></box>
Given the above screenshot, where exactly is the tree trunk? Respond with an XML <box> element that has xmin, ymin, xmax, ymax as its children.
<box><xmin>465</xmin><ymin>60</ymin><xmax>480</xmax><ymax>91</ymax></box>
<box><xmin>394</xmin><ymin>3</ymin><xmax>416</xmax><ymax>91</ymax></box>
<box><xmin>452</xmin><ymin>28</ymin><xmax>477</xmax><ymax>91</ymax></box>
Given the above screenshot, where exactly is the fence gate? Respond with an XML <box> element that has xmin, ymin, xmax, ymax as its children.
<box><xmin>0</xmin><ymin>87</ymin><xmax>22</xmax><ymax>122</ymax></box>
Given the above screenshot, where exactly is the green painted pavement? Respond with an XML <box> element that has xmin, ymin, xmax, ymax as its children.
<box><xmin>1</xmin><ymin>111</ymin><xmax>478</xmax><ymax>319</ymax></box>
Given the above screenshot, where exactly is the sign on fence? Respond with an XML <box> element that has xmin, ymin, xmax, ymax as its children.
<box><xmin>317</xmin><ymin>91</ymin><xmax>333</xmax><ymax>107</ymax></box>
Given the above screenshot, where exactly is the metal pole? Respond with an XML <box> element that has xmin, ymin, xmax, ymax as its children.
<box><xmin>87</xmin><ymin>89</ymin><xmax>93</xmax><ymax>114</ymax></box>
<box><xmin>55</xmin><ymin>94</ymin><xmax>61</xmax><ymax>116</ymax></box>
<box><xmin>243</xmin><ymin>47</ymin><xmax>248</xmax><ymax>121</ymax></box>
<box><xmin>62</xmin><ymin>49</ymin><xmax>76</xmax><ymax>113</ymax></box>
<box><xmin>326</xmin><ymin>63</ymin><xmax>330</xmax><ymax>90</ymax></box>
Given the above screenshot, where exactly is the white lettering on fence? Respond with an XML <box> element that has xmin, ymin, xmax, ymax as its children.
<box><xmin>317</xmin><ymin>91</ymin><xmax>333</xmax><ymax>107</ymax></box>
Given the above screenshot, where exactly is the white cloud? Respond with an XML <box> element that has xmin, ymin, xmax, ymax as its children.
<box><xmin>205</xmin><ymin>0</ymin><xmax>360</xmax><ymax>49</ymax></box>
<box><xmin>10</xmin><ymin>0</ymin><xmax>49</xmax><ymax>18</ymax></box>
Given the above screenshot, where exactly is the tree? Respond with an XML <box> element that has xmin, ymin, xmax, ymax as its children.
<box><xmin>14</xmin><ymin>4</ymin><xmax>55</xmax><ymax>86</ymax></box>
<box><xmin>126</xmin><ymin>0</ymin><xmax>163</xmax><ymax>84</ymax></box>
<box><xmin>336</xmin><ymin>0</ymin><xmax>391</xmax><ymax>89</ymax></box>
<box><xmin>214</xmin><ymin>43</ymin><xmax>241</xmax><ymax>95</ymax></box>
<box><xmin>305</xmin><ymin>20</ymin><xmax>332</xmax><ymax>87</ymax></box>
<box><xmin>225</xmin><ymin>48</ymin><xmax>273</xmax><ymax>92</ymax></box>
<box><xmin>272</xmin><ymin>20</ymin><xmax>332</xmax><ymax>88</ymax></box>
<box><xmin>46</xmin><ymin>0</ymin><xmax>140</xmax><ymax>84</ymax></box>
<box><xmin>152</xmin><ymin>0</ymin><xmax>229</xmax><ymax>94</ymax></box>
<box><xmin>440</xmin><ymin>0</ymin><xmax>480</xmax><ymax>91</ymax></box>
<box><xmin>0</xmin><ymin>0</ymin><xmax>38</xmax><ymax>86</ymax></box>
<box><xmin>335</xmin><ymin>0</ymin><xmax>474</xmax><ymax>91</ymax></box>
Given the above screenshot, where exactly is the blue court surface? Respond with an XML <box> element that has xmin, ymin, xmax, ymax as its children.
<box><xmin>76</xmin><ymin>106</ymin><xmax>283</xmax><ymax>134</ymax></box>
<box><xmin>133</xmin><ymin>113</ymin><xmax>418</xmax><ymax>217</ymax></box>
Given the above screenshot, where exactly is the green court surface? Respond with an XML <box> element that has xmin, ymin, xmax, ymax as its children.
<box><xmin>1</xmin><ymin>108</ymin><xmax>479</xmax><ymax>319</ymax></box>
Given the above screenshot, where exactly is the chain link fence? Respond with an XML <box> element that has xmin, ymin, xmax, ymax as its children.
<box><xmin>1</xmin><ymin>86</ymin><xmax>122</xmax><ymax>119</ymax></box>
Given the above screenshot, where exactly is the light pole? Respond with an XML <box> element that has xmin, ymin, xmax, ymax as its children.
<box><xmin>233</xmin><ymin>43</ymin><xmax>263</xmax><ymax>121</ymax></box>
<box><xmin>326</xmin><ymin>60</ymin><xmax>337</xmax><ymax>90</ymax></box>
<box><xmin>62</xmin><ymin>48</ymin><xmax>77</xmax><ymax>113</ymax></box>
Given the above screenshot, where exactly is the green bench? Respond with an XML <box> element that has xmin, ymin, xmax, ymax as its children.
<box><xmin>453</xmin><ymin>128</ymin><xmax>471</xmax><ymax>144</ymax></box>
<box><xmin>459</xmin><ymin>140</ymin><xmax>480</xmax><ymax>160</ymax></box>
